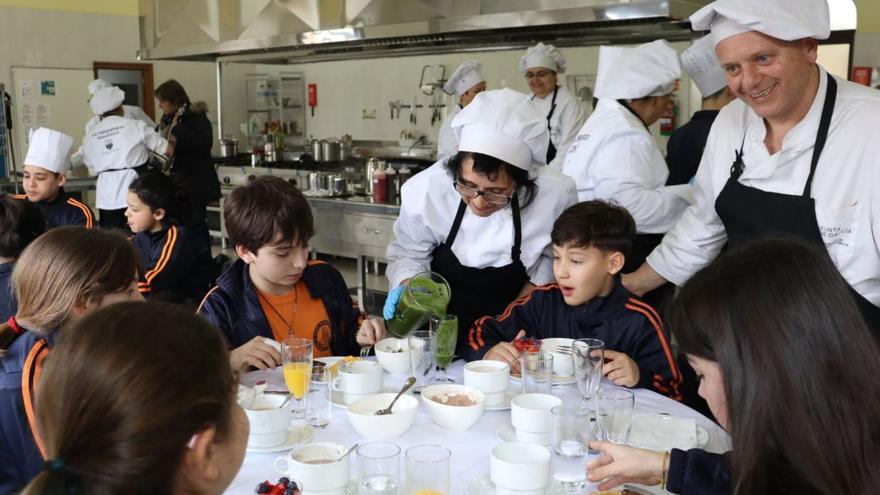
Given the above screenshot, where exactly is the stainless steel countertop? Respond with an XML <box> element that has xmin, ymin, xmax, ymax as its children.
<box><xmin>306</xmin><ymin>195</ymin><xmax>400</xmax><ymax>216</ymax></box>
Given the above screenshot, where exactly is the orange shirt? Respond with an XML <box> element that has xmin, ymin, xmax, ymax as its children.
<box><xmin>257</xmin><ymin>281</ymin><xmax>333</xmax><ymax>358</ymax></box>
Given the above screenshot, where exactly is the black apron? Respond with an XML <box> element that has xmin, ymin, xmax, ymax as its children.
<box><xmin>544</xmin><ymin>86</ymin><xmax>560</xmax><ymax>163</ymax></box>
<box><xmin>715</xmin><ymin>76</ymin><xmax>880</xmax><ymax>334</ymax></box>
<box><xmin>430</xmin><ymin>197</ymin><xmax>530</xmax><ymax>355</ymax></box>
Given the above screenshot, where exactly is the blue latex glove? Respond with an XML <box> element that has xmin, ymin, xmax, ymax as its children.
<box><xmin>383</xmin><ymin>286</ymin><xmax>405</xmax><ymax>320</ymax></box>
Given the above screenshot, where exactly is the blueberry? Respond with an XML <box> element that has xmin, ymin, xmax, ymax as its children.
<box><xmin>256</xmin><ymin>481</ymin><xmax>271</xmax><ymax>493</ymax></box>
<box><xmin>278</xmin><ymin>477</ymin><xmax>289</xmax><ymax>486</ymax></box>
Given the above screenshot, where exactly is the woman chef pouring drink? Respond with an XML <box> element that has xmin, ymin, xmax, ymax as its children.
<box><xmin>384</xmin><ymin>88</ymin><xmax>578</xmax><ymax>354</ymax></box>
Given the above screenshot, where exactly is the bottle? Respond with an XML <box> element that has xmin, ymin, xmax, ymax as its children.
<box><xmin>398</xmin><ymin>166</ymin><xmax>412</xmax><ymax>186</ymax></box>
<box><xmin>372</xmin><ymin>169</ymin><xmax>387</xmax><ymax>203</ymax></box>
<box><xmin>385</xmin><ymin>168</ymin><xmax>398</xmax><ymax>204</ymax></box>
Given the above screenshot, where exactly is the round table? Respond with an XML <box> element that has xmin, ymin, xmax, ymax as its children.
<box><xmin>227</xmin><ymin>360</ymin><xmax>730</xmax><ymax>494</ymax></box>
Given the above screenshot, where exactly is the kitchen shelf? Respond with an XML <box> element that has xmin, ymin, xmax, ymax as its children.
<box><xmin>245</xmin><ymin>72</ymin><xmax>306</xmax><ymax>147</ymax></box>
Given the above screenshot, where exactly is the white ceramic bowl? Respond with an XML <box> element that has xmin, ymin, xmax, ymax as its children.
<box><xmin>490</xmin><ymin>442</ymin><xmax>551</xmax><ymax>493</ymax></box>
<box><xmin>420</xmin><ymin>384</ymin><xmax>486</xmax><ymax>431</ymax></box>
<box><xmin>346</xmin><ymin>392</ymin><xmax>418</xmax><ymax>440</ymax></box>
<box><xmin>510</xmin><ymin>393</ymin><xmax>562</xmax><ymax>436</ymax></box>
<box><xmin>374</xmin><ymin>337</ymin><xmax>411</xmax><ymax>375</ymax></box>
<box><xmin>241</xmin><ymin>394</ymin><xmax>292</xmax><ymax>448</ymax></box>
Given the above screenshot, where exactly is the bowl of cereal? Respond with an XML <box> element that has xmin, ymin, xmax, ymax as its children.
<box><xmin>420</xmin><ymin>384</ymin><xmax>485</xmax><ymax>431</ymax></box>
<box><xmin>374</xmin><ymin>337</ymin><xmax>411</xmax><ymax>375</ymax></box>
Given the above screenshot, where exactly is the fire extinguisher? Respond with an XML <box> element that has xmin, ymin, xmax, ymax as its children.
<box><xmin>308</xmin><ymin>83</ymin><xmax>317</xmax><ymax>117</ymax></box>
<box><xmin>659</xmin><ymin>96</ymin><xmax>677</xmax><ymax>136</ymax></box>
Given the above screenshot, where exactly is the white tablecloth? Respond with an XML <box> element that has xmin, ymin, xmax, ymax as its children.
<box><xmin>226</xmin><ymin>360</ymin><xmax>731</xmax><ymax>494</ymax></box>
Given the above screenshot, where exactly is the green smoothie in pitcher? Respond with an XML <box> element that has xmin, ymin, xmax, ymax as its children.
<box><xmin>387</xmin><ymin>273</ymin><xmax>451</xmax><ymax>338</ymax></box>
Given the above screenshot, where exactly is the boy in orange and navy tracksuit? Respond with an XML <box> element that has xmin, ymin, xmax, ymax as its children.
<box><xmin>464</xmin><ymin>201</ymin><xmax>682</xmax><ymax>400</ymax></box>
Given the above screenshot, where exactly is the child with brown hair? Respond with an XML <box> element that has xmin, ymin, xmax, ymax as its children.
<box><xmin>0</xmin><ymin>227</ymin><xmax>143</xmax><ymax>492</ymax></box>
<box><xmin>0</xmin><ymin>196</ymin><xmax>46</xmax><ymax>322</ymax></box>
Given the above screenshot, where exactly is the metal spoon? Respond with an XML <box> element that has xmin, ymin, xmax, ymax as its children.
<box><xmin>375</xmin><ymin>377</ymin><xmax>417</xmax><ymax>416</ymax></box>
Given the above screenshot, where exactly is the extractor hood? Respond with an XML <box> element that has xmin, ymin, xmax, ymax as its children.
<box><xmin>137</xmin><ymin>0</ymin><xmax>711</xmax><ymax>64</ymax></box>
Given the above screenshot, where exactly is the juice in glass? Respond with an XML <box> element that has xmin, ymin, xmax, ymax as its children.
<box><xmin>284</xmin><ymin>362</ymin><xmax>311</xmax><ymax>399</ymax></box>
<box><xmin>435</xmin><ymin>317</ymin><xmax>458</xmax><ymax>368</ymax></box>
<box><xmin>387</xmin><ymin>273</ymin><xmax>451</xmax><ymax>338</ymax></box>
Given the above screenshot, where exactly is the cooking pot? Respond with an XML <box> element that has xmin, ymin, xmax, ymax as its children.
<box><xmin>219</xmin><ymin>138</ymin><xmax>238</xmax><ymax>158</ymax></box>
<box><xmin>322</xmin><ymin>140</ymin><xmax>342</xmax><ymax>162</ymax></box>
<box><xmin>310</xmin><ymin>138</ymin><xmax>325</xmax><ymax>162</ymax></box>
<box><xmin>329</xmin><ymin>175</ymin><xmax>348</xmax><ymax>196</ymax></box>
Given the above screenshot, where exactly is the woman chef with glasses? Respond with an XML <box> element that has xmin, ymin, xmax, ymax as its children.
<box><xmin>384</xmin><ymin>88</ymin><xmax>578</xmax><ymax>354</ymax></box>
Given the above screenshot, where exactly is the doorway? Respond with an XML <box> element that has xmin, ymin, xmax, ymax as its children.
<box><xmin>93</xmin><ymin>62</ymin><xmax>155</xmax><ymax>121</ymax></box>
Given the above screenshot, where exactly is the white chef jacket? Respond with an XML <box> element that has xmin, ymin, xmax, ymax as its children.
<box><xmin>386</xmin><ymin>161</ymin><xmax>578</xmax><ymax>288</ymax></box>
<box><xmin>72</xmin><ymin>106</ymin><xmax>155</xmax><ymax>167</ymax></box>
<box><xmin>648</xmin><ymin>67</ymin><xmax>880</xmax><ymax>305</ymax></box>
<box><xmin>561</xmin><ymin>99</ymin><xmax>693</xmax><ymax>234</ymax></box>
<box><xmin>527</xmin><ymin>86</ymin><xmax>587</xmax><ymax>170</ymax></box>
<box><xmin>82</xmin><ymin>115</ymin><xmax>168</xmax><ymax>210</ymax></box>
<box><xmin>436</xmin><ymin>105</ymin><xmax>460</xmax><ymax>161</ymax></box>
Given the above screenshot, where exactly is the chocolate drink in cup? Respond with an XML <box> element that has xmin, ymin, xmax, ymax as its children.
<box><xmin>387</xmin><ymin>272</ymin><xmax>451</xmax><ymax>338</ymax></box>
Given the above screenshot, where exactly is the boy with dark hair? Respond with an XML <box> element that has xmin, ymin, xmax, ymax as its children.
<box><xmin>198</xmin><ymin>176</ymin><xmax>386</xmax><ymax>372</ymax></box>
<box><xmin>465</xmin><ymin>200</ymin><xmax>682</xmax><ymax>399</ymax></box>
<box><xmin>0</xmin><ymin>196</ymin><xmax>46</xmax><ymax>322</ymax></box>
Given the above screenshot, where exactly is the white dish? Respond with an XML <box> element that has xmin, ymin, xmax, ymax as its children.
<box><xmin>421</xmin><ymin>384</ymin><xmax>486</xmax><ymax>431</ymax></box>
<box><xmin>246</xmin><ymin>426</ymin><xmax>313</xmax><ymax>453</ymax></box>
<box><xmin>509</xmin><ymin>371</ymin><xmax>575</xmax><ymax>386</ymax></box>
<box><xmin>628</xmin><ymin>413</ymin><xmax>710</xmax><ymax>450</ymax></box>
<box><xmin>346</xmin><ymin>392</ymin><xmax>419</xmax><ymax>440</ymax></box>
<box><xmin>483</xmin><ymin>390</ymin><xmax>518</xmax><ymax>411</ymax></box>
<box><xmin>466</xmin><ymin>474</ymin><xmax>577</xmax><ymax>495</ymax></box>
<box><xmin>495</xmin><ymin>423</ymin><xmax>516</xmax><ymax>443</ymax></box>
<box><xmin>330</xmin><ymin>386</ymin><xmax>398</xmax><ymax>409</ymax></box>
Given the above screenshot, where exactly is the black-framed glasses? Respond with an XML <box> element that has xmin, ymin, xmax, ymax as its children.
<box><xmin>525</xmin><ymin>70</ymin><xmax>554</xmax><ymax>80</ymax></box>
<box><xmin>453</xmin><ymin>181</ymin><xmax>512</xmax><ymax>206</ymax></box>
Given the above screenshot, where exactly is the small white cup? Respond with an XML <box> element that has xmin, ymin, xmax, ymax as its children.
<box><xmin>274</xmin><ymin>442</ymin><xmax>350</xmax><ymax>494</ymax></box>
<box><xmin>490</xmin><ymin>442</ymin><xmax>551</xmax><ymax>494</ymax></box>
<box><xmin>510</xmin><ymin>393</ymin><xmax>562</xmax><ymax>446</ymax></box>
<box><xmin>242</xmin><ymin>394</ymin><xmax>292</xmax><ymax>448</ymax></box>
<box><xmin>332</xmin><ymin>360</ymin><xmax>383</xmax><ymax>405</ymax></box>
<box><xmin>463</xmin><ymin>360</ymin><xmax>510</xmax><ymax>407</ymax></box>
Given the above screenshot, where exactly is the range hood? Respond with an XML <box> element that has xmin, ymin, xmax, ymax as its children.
<box><xmin>137</xmin><ymin>0</ymin><xmax>710</xmax><ymax>64</ymax></box>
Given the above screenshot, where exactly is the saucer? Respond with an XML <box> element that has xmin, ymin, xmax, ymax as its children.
<box><xmin>245</xmin><ymin>426</ymin><xmax>313</xmax><ymax>453</ymax></box>
<box><xmin>467</xmin><ymin>474</ymin><xmax>564</xmax><ymax>495</ymax></box>
<box><xmin>495</xmin><ymin>423</ymin><xmax>516</xmax><ymax>443</ymax></box>
<box><xmin>483</xmin><ymin>390</ymin><xmax>518</xmax><ymax>412</ymax></box>
<box><xmin>509</xmin><ymin>372</ymin><xmax>575</xmax><ymax>386</ymax></box>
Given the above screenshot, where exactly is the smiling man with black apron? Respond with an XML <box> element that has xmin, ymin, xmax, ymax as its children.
<box><xmin>385</xmin><ymin>88</ymin><xmax>578</xmax><ymax>354</ymax></box>
<box><xmin>625</xmin><ymin>0</ymin><xmax>880</xmax><ymax>334</ymax></box>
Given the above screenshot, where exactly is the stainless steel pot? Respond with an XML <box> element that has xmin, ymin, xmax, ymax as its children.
<box><xmin>310</xmin><ymin>138</ymin><xmax>324</xmax><ymax>162</ymax></box>
<box><xmin>329</xmin><ymin>175</ymin><xmax>348</xmax><ymax>196</ymax></box>
<box><xmin>322</xmin><ymin>140</ymin><xmax>342</xmax><ymax>161</ymax></box>
<box><xmin>219</xmin><ymin>138</ymin><xmax>238</xmax><ymax>158</ymax></box>
<box><xmin>308</xmin><ymin>172</ymin><xmax>330</xmax><ymax>191</ymax></box>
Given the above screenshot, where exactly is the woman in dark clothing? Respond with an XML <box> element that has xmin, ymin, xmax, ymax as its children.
<box><xmin>587</xmin><ymin>238</ymin><xmax>880</xmax><ymax>495</ymax></box>
<box><xmin>155</xmin><ymin>79</ymin><xmax>221</xmax><ymax>245</ymax></box>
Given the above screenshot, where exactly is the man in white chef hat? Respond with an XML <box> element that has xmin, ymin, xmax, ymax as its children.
<box><xmin>436</xmin><ymin>60</ymin><xmax>486</xmax><ymax>160</ymax></box>
<box><xmin>562</xmin><ymin>40</ymin><xmax>693</xmax><ymax>281</ymax></box>
<box><xmin>519</xmin><ymin>42</ymin><xmax>587</xmax><ymax>170</ymax></box>
<box><xmin>385</xmin><ymin>88</ymin><xmax>577</xmax><ymax>355</ymax></box>
<box><xmin>623</xmin><ymin>0</ymin><xmax>880</xmax><ymax>333</ymax></box>
<box><xmin>665</xmin><ymin>35</ymin><xmax>736</xmax><ymax>186</ymax></box>
<box><xmin>19</xmin><ymin>127</ymin><xmax>94</xmax><ymax>228</ymax></box>
<box><xmin>82</xmin><ymin>86</ymin><xmax>170</xmax><ymax>230</ymax></box>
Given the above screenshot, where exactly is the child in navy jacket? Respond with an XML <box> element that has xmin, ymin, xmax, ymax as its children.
<box><xmin>465</xmin><ymin>201</ymin><xmax>682</xmax><ymax>399</ymax></box>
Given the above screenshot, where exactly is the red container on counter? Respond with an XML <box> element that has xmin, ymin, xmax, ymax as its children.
<box><xmin>386</xmin><ymin>168</ymin><xmax>398</xmax><ymax>204</ymax></box>
<box><xmin>372</xmin><ymin>169</ymin><xmax>388</xmax><ymax>203</ymax></box>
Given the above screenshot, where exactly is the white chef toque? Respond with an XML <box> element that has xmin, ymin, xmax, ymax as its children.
<box><xmin>87</xmin><ymin>79</ymin><xmax>112</xmax><ymax>96</ymax></box>
<box><xmin>680</xmin><ymin>35</ymin><xmax>729</xmax><ymax>97</ymax></box>
<box><xmin>690</xmin><ymin>0</ymin><xmax>831</xmax><ymax>47</ymax></box>
<box><xmin>594</xmin><ymin>40</ymin><xmax>681</xmax><ymax>100</ymax></box>
<box><xmin>24</xmin><ymin>127</ymin><xmax>74</xmax><ymax>174</ymax></box>
<box><xmin>518</xmin><ymin>43</ymin><xmax>567</xmax><ymax>74</ymax></box>
<box><xmin>444</xmin><ymin>60</ymin><xmax>485</xmax><ymax>97</ymax></box>
<box><xmin>89</xmin><ymin>86</ymin><xmax>125</xmax><ymax>116</ymax></box>
<box><xmin>451</xmin><ymin>88</ymin><xmax>549</xmax><ymax>172</ymax></box>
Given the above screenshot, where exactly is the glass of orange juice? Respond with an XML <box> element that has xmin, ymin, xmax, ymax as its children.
<box><xmin>405</xmin><ymin>445</ymin><xmax>450</xmax><ymax>495</ymax></box>
<box><xmin>283</xmin><ymin>337</ymin><xmax>313</xmax><ymax>419</ymax></box>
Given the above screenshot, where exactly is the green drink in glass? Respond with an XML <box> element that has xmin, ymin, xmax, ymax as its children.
<box><xmin>431</xmin><ymin>314</ymin><xmax>458</xmax><ymax>384</ymax></box>
<box><xmin>387</xmin><ymin>271</ymin><xmax>451</xmax><ymax>338</ymax></box>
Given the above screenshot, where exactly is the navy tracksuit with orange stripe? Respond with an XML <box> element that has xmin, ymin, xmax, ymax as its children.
<box><xmin>15</xmin><ymin>188</ymin><xmax>94</xmax><ymax>229</ymax></box>
<box><xmin>132</xmin><ymin>225</ymin><xmax>217</xmax><ymax>303</ymax></box>
<box><xmin>465</xmin><ymin>278</ymin><xmax>683</xmax><ymax>400</ymax></box>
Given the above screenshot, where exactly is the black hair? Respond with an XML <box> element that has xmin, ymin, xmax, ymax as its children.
<box><xmin>224</xmin><ymin>176</ymin><xmax>314</xmax><ymax>254</ymax></box>
<box><xmin>444</xmin><ymin>151</ymin><xmax>538</xmax><ymax>208</ymax></box>
<box><xmin>128</xmin><ymin>172</ymin><xmax>189</xmax><ymax>227</ymax></box>
<box><xmin>0</xmin><ymin>195</ymin><xmax>46</xmax><ymax>259</ymax></box>
<box><xmin>550</xmin><ymin>200</ymin><xmax>635</xmax><ymax>256</ymax></box>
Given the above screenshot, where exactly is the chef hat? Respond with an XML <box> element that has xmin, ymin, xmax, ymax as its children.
<box><xmin>88</xmin><ymin>78</ymin><xmax>112</xmax><ymax>96</ymax></box>
<box><xmin>680</xmin><ymin>36</ymin><xmax>729</xmax><ymax>97</ymax></box>
<box><xmin>89</xmin><ymin>86</ymin><xmax>125</xmax><ymax>115</ymax></box>
<box><xmin>443</xmin><ymin>61</ymin><xmax>485</xmax><ymax>97</ymax></box>
<box><xmin>451</xmin><ymin>88</ymin><xmax>549</xmax><ymax>172</ymax></box>
<box><xmin>594</xmin><ymin>40</ymin><xmax>681</xmax><ymax>100</ymax></box>
<box><xmin>595</xmin><ymin>46</ymin><xmax>632</xmax><ymax>100</ymax></box>
<box><xmin>690</xmin><ymin>0</ymin><xmax>831</xmax><ymax>48</ymax></box>
<box><xmin>519</xmin><ymin>43</ymin><xmax>567</xmax><ymax>74</ymax></box>
<box><xmin>24</xmin><ymin>127</ymin><xmax>74</xmax><ymax>175</ymax></box>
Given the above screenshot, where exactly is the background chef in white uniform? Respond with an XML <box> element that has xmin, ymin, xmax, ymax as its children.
<box><xmin>625</xmin><ymin>0</ymin><xmax>880</xmax><ymax>333</ymax></box>
<box><xmin>519</xmin><ymin>43</ymin><xmax>587</xmax><ymax>170</ymax></box>
<box><xmin>436</xmin><ymin>60</ymin><xmax>486</xmax><ymax>160</ymax></box>
<box><xmin>385</xmin><ymin>88</ymin><xmax>578</xmax><ymax>353</ymax></box>
<box><xmin>82</xmin><ymin>86</ymin><xmax>171</xmax><ymax>230</ymax></box>
<box><xmin>562</xmin><ymin>40</ymin><xmax>693</xmax><ymax>275</ymax></box>
<box><xmin>71</xmin><ymin>79</ymin><xmax>155</xmax><ymax>168</ymax></box>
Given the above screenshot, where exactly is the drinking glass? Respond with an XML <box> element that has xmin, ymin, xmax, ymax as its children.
<box><xmin>408</xmin><ymin>329</ymin><xmax>436</xmax><ymax>392</ymax></box>
<box><xmin>357</xmin><ymin>441</ymin><xmax>401</xmax><ymax>495</ymax></box>
<box><xmin>307</xmin><ymin>368</ymin><xmax>332</xmax><ymax>429</ymax></box>
<box><xmin>520</xmin><ymin>352</ymin><xmax>553</xmax><ymax>394</ymax></box>
<box><xmin>282</xmin><ymin>337</ymin><xmax>313</xmax><ymax>420</ymax></box>
<box><xmin>573</xmin><ymin>338</ymin><xmax>605</xmax><ymax>402</ymax></box>
<box><xmin>596</xmin><ymin>388</ymin><xmax>635</xmax><ymax>444</ymax></box>
<box><xmin>551</xmin><ymin>403</ymin><xmax>594</xmax><ymax>491</ymax></box>
<box><xmin>387</xmin><ymin>271</ymin><xmax>451</xmax><ymax>338</ymax></box>
<box><xmin>405</xmin><ymin>444</ymin><xmax>451</xmax><ymax>495</ymax></box>
<box><xmin>430</xmin><ymin>314</ymin><xmax>458</xmax><ymax>384</ymax></box>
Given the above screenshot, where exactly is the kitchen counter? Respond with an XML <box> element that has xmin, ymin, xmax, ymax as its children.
<box><xmin>306</xmin><ymin>194</ymin><xmax>400</xmax><ymax>216</ymax></box>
